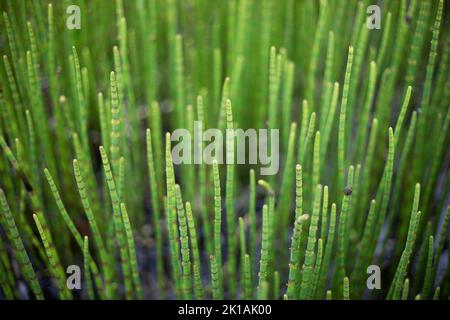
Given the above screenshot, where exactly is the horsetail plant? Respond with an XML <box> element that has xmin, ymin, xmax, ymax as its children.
<box><xmin>0</xmin><ymin>0</ymin><xmax>449</xmax><ymax>301</ymax></box>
